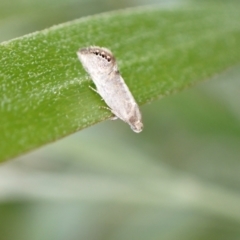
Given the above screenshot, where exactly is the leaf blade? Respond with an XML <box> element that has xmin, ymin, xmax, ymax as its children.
<box><xmin>1</xmin><ymin>4</ymin><xmax>240</xmax><ymax>161</ymax></box>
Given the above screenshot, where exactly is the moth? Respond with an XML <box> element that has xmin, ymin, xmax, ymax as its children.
<box><xmin>77</xmin><ymin>46</ymin><xmax>143</xmax><ymax>133</ymax></box>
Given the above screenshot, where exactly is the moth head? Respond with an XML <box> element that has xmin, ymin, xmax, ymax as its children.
<box><xmin>130</xmin><ymin>119</ymin><xmax>143</xmax><ymax>133</ymax></box>
<box><xmin>77</xmin><ymin>46</ymin><xmax>117</xmax><ymax>74</ymax></box>
<box><xmin>128</xmin><ymin>107</ymin><xmax>143</xmax><ymax>133</ymax></box>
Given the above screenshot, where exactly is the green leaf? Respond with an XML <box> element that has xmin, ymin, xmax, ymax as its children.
<box><xmin>1</xmin><ymin>4</ymin><xmax>240</xmax><ymax>162</ymax></box>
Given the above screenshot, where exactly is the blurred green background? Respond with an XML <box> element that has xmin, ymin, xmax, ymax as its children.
<box><xmin>1</xmin><ymin>0</ymin><xmax>240</xmax><ymax>240</ymax></box>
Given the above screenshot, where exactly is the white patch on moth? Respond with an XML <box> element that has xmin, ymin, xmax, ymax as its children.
<box><xmin>77</xmin><ymin>46</ymin><xmax>143</xmax><ymax>133</ymax></box>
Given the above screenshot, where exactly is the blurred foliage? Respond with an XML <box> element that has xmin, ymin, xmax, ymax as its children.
<box><xmin>1</xmin><ymin>0</ymin><xmax>240</xmax><ymax>240</ymax></box>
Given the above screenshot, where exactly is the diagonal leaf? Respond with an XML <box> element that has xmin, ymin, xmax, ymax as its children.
<box><xmin>1</xmin><ymin>4</ymin><xmax>240</xmax><ymax>162</ymax></box>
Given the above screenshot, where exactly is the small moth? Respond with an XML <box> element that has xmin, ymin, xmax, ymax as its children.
<box><xmin>77</xmin><ymin>46</ymin><xmax>143</xmax><ymax>133</ymax></box>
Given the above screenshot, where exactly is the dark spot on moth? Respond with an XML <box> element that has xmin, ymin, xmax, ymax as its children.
<box><xmin>92</xmin><ymin>49</ymin><xmax>111</xmax><ymax>62</ymax></box>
